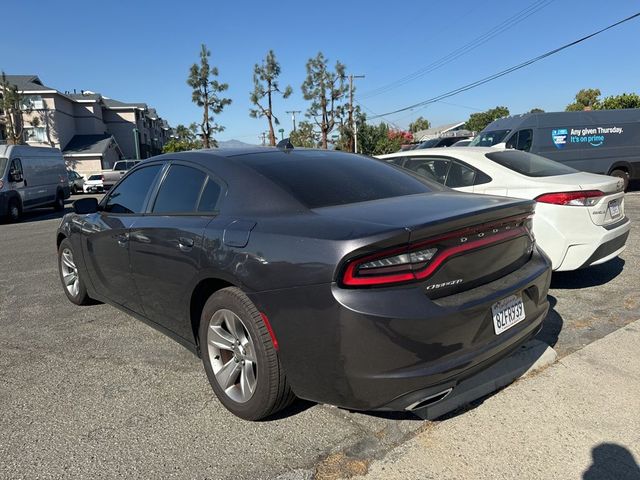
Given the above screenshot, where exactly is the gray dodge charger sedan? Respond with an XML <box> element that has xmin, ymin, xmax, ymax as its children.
<box><xmin>56</xmin><ymin>147</ymin><xmax>551</xmax><ymax>420</ymax></box>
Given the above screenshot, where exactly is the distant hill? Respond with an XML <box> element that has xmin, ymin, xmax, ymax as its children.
<box><xmin>217</xmin><ymin>139</ymin><xmax>257</xmax><ymax>149</ymax></box>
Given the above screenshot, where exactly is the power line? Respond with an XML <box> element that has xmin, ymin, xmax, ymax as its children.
<box><xmin>362</xmin><ymin>0</ymin><xmax>554</xmax><ymax>99</ymax></box>
<box><xmin>369</xmin><ymin>12</ymin><xmax>640</xmax><ymax>119</ymax></box>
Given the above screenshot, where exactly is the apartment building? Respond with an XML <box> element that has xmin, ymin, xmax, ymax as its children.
<box><xmin>0</xmin><ymin>75</ymin><xmax>172</xmax><ymax>174</ymax></box>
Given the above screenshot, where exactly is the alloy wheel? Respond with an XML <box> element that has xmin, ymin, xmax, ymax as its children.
<box><xmin>207</xmin><ymin>309</ymin><xmax>257</xmax><ymax>403</ymax></box>
<box><xmin>60</xmin><ymin>248</ymin><xmax>80</xmax><ymax>297</ymax></box>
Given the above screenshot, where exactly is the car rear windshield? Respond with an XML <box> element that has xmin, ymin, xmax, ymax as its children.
<box><xmin>88</xmin><ymin>174</ymin><xmax>103</xmax><ymax>181</ymax></box>
<box><xmin>242</xmin><ymin>151</ymin><xmax>436</xmax><ymax>208</ymax></box>
<box><xmin>469</xmin><ymin>130</ymin><xmax>510</xmax><ymax>147</ymax></box>
<box><xmin>485</xmin><ymin>150</ymin><xmax>578</xmax><ymax>177</ymax></box>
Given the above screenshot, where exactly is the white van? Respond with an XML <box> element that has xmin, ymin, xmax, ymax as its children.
<box><xmin>0</xmin><ymin>145</ymin><xmax>70</xmax><ymax>222</ymax></box>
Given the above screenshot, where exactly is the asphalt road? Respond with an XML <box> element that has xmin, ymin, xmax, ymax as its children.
<box><xmin>0</xmin><ymin>191</ymin><xmax>638</xmax><ymax>479</ymax></box>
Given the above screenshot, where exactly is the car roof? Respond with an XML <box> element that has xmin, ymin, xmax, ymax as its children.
<box><xmin>137</xmin><ymin>147</ymin><xmax>373</xmax><ymax>216</ymax></box>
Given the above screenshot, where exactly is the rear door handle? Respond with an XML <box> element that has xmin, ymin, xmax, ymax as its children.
<box><xmin>178</xmin><ymin>237</ymin><xmax>194</xmax><ymax>251</ymax></box>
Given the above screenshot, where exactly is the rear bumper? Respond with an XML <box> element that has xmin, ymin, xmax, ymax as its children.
<box><xmin>248</xmin><ymin>248</ymin><xmax>551</xmax><ymax>411</ymax></box>
<box><xmin>556</xmin><ymin>216</ymin><xmax>630</xmax><ymax>271</ymax></box>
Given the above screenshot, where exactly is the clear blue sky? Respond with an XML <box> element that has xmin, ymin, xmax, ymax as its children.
<box><xmin>3</xmin><ymin>0</ymin><xmax>639</xmax><ymax>143</ymax></box>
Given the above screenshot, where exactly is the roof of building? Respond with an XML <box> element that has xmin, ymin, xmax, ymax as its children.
<box><xmin>63</xmin><ymin>134</ymin><xmax>119</xmax><ymax>156</ymax></box>
<box><xmin>413</xmin><ymin>122</ymin><xmax>466</xmax><ymax>139</ymax></box>
<box><xmin>2</xmin><ymin>75</ymin><xmax>57</xmax><ymax>92</ymax></box>
<box><xmin>64</xmin><ymin>92</ymin><xmax>102</xmax><ymax>102</ymax></box>
<box><xmin>102</xmin><ymin>98</ymin><xmax>147</xmax><ymax>109</ymax></box>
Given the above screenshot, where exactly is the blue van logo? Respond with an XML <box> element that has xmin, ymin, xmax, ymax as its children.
<box><xmin>552</xmin><ymin>129</ymin><xmax>568</xmax><ymax>149</ymax></box>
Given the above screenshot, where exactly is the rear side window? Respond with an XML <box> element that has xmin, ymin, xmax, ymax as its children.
<box><xmin>446</xmin><ymin>161</ymin><xmax>476</xmax><ymax>188</ymax></box>
<box><xmin>88</xmin><ymin>174</ymin><xmax>103</xmax><ymax>180</ymax></box>
<box><xmin>197</xmin><ymin>178</ymin><xmax>222</xmax><ymax>212</ymax></box>
<box><xmin>486</xmin><ymin>150</ymin><xmax>577</xmax><ymax>177</ymax></box>
<box><xmin>104</xmin><ymin>165</ymin><xmax>161</xmax><ymax>213</ymax></box>
<box><xmin>243</xmin><ymin>151</ymin><xmax>435</xmax><ymax>209</ymax></box>
<box><xmin>153</xmin><ymin>165</ymin><xmax>207</xmax><ymax>213</ymax></box>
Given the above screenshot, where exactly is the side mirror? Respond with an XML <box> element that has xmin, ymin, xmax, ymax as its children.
<box><xmin>73</xmin><ymin>197</ymin><xmax>99</xmax><ymax>214</ymax></box>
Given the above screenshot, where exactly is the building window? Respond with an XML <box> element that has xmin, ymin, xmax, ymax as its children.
<box><xmin>20</xmin><ymin>95</ymin><xmax>44</xmax><ymax>110</ymax></box>
<box><xmin>24</xmin><ymin>127</ymin><xmax>47</xmax><ymax>142</ymax></box>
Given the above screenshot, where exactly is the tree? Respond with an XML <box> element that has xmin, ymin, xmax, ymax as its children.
<box><xmin>600</xmin><ymin>93</ymin><xmax>640</xmax><ymax>110</ymax></box>
<box><xmin>162</xmin><ymin>123</ymin><xmax>201</xmax><ymax>153</ymax></box>
<box><xmin>301</xmin><ymin>52</ymin><xmax>348</xmax><ymax>149</ymax></box>
<box><xmin>529</xmin><ymin>108</ymin><xmax>545</xmax><ymax>113</ymax></box>
<box><xmin>409</xmin><ymin>116</ymin><xmax>430</xmax><ymax>133</ymax></box>
<box><xmin>464</xmin><ymin>106</ymin><xmax>509</xmax><ymax>132</ymax></box>
<box><xmin>187</xmin><ymin>44</ymin><xmax>231</xmax><ymax>148</ymax></box>
<box><xmin>249</xmin><ymin>50</ymin><xmax>292</xmax><ymax>147</ymax></box>
<box><xmin>566</xmin><ymin>88</ymin><xmax>601</xmax><ymax>111</ymax></box>
<box><xmin>0</xmin><ymin>72</ymin><xmax>39</xmax><ymax>144</ymax></box>
<box><xmin>289</xmin><ymin>121</ymin><xmax>318</xmax><ymax>148</ymax></box>
<box><xmin>357</xmin><ymin>121</ymin><xmax>411</xmax><ymax>156</ymax></box>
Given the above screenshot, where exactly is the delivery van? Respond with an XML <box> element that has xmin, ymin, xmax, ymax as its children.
<box><xmin>0</xmin><ymin>145</ymin><xmax>70</xmax><ymax>222</ymax></box>
<box><xmin>470</xmin><ymin>109</ymin><xmax>640</xmax><ymax>189</ymax></box>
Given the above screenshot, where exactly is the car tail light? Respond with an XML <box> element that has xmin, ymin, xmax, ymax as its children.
<box><xmin>342</xmin><ymin>214</ymin><xmax>533</xmax><ymax>287</ymax></box>
<box><xmin>535</xmin><ymin>190</ymin><xmax>604</xmax><ymax>206</ymax></box>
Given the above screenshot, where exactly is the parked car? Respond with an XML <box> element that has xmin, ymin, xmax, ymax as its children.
<box><xmin>102</xmin><ymin>159</ymin><xmax>141</xmax><ymax>189</ymax></box>
<box><xmin>378</xmin><ymin>147</ymin><xmax>630</xmax><ymax>271</ymax></box>
<box><xmin>469</xmin><ymin>109</ymin><xmax>640</xmax><ymax>190</ymax></box>
<box><xmin>67</xmin><ymin>170</ymin><xmax>85</xmax><ymax>194</ymax></box>
<box><xmin>416</xmin><ymin>135</ymin><xmax>472</xmax><ymax>149</ymax></box>
<box><xmin>83</xmin><ymin>174</ymin><xmax>105</xmax><ymax>193</ymax></box>
<box><xmin>57</xmin><ymin>148</ymin><xmax>551</xmax><ymax>420</ymax></box>
<box><xmin>452</xmin><ymin>138</ymin><xmax>473</xmax><ymax>147</ymax></box>
<box><xmin>0</xmin><ymin>145</ymin><xmax>70</xmax><ymax>222</ymax></box>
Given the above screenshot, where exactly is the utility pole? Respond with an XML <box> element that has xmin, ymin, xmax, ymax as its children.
<box><xmin>348</xmin><ymin>74</ymin><xmax>365</xmax><ymax>153</ymax></box>
<box><xmin>286</xmin><ymin>110</ymin><xmax>301</xmax><ymax>132</ymax></box>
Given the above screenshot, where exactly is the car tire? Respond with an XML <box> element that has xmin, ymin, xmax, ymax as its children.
<box><xmin>199</xmin><ymin>287</ymin><xmax>295</xmax><ymax>420</ymax></box>
<box><xmin>610</xmin><ymin>169</ymin><xmax>629</xmax><ymax>192</ymax></box>
<box><xmin>58</xmin><ymin>238</ymin><xmax>92</xmax><ymax>306</ymax></box>
<box><xmin>6</xmin><ymin>197</ymin><xmax>21</xmax><ymax>223</ymax></box>
<box><xmin>53</xmin><ymin>191</ymin><xmax>65</xmax><ymax>211</ymax></box>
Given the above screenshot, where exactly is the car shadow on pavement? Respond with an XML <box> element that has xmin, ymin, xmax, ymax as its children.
<box><xmin>583</xmin><ymin>443</ymin><xmax>640</xmax><ymax>480</ymax></box>
<box><xmin>550</xmin><ymin>258</ymin><xmax>625</xmax><ymax>290</ymax></box>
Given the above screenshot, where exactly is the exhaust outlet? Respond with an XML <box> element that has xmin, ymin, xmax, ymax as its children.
<box><xmin>406</xmin><ymin>387</ymin><xmax>453</xmax><ymax>411</ymax></box>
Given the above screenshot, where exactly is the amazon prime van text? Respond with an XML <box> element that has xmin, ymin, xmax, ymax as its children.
<box><xmin>470</xmin><ymin>109</ymin><xmax>640</xmax><ymax>189</ymax></box>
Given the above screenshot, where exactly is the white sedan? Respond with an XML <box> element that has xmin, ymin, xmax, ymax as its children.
<box><xmin>378</xmin><ymin>147</ymin><xmax>630</xmax><ymax>271</ymax></box>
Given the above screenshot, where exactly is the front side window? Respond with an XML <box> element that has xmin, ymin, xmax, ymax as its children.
<box><xmin>506</xmin><ymin>129</ymin><xmax>533</xmax><ymax>152</ymax></box>
<box><xmin>103</xmin><ymin>164</ymin><xmax>161</xmax><ymax>214</ymax></box>
<box><xmin>486</xmin><ymin>150</ymin><xmax>577</xmax><ymax>177</ymax></box>
<box><xmin>9</xmin><ymin>159</ymin><xmax>23</xmax><ymax>181</ymax></box>
<box><xmin>152</xmin><ymin>164</ymin><xmax>207</xmax><ymax>214</ymax></box>
<box><xmin>469</xmin><ymin>129</ymin><xmax>511</xmax><ymax>147</ymax></box>
<box><xmin>403</xmin><ymin>158</ymin><xmax>451</xmax><ymax>184</ymax></box>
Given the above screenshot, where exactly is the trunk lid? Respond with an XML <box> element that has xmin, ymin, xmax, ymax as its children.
<box><xmin>316</xmin><ymin>192</ymin><xmax>536</xmax><ymax>297</ymax></box>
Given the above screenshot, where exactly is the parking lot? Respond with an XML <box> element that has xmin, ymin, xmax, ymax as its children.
<box><xmin>1</xmin><ymin>192</ymin><xmax>639</xmax><ymax>479</ymax></box>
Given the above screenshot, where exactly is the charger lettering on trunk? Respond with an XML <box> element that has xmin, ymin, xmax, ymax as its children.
<box><xmin>425</xmin><ymin>279</ymin><xmax>463</xmax><ymax>291</ymax></box>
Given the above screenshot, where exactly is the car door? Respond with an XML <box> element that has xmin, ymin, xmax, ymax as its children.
<box><xmin>82</xmin><ymin>164</ymin><xmax>162</xmax><ymax>313</ymax></box>
<box><xmin>129</xmin><ymin>162</ymin><xmax>224</xmax><ymax>339</ymax></box>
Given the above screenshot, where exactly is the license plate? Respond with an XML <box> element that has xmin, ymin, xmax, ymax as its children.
<box><xmin>608</xmin><ymin>199</ymin><xmax>621</xmax><ymax>218</ymax></box>
<box><xmin>491</xmin><ymin>294</ymin><xmax>526</xmax><ymax>335</ymax></box>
